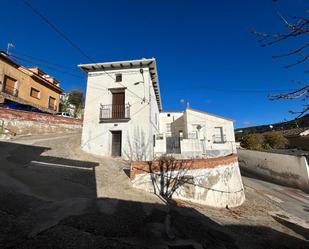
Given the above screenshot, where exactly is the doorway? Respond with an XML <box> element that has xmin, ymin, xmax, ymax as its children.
<box><xmin>111</xmin><ymin>131</ymin><xmax>122</xmax><ymax>157</ymax></box>
<box><xmin>112</xmin><ymin>92</ymin><xmax>125</xmax><ymax>119</ymax></box>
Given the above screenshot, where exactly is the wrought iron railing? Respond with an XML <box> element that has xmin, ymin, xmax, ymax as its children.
<box><xmin>100</xmin><ymin>104</ymin><xmax>130</xmax><ymax>121</ymax></box>
<box><xmin>2</xmin><ymin>85</ymin><xmax>18</xmax><ymax>97</ymax></box>
<box><xmin>213</xmin><ymin>134</ymin><xmax>227</xmax><ymax>143</ymax></box>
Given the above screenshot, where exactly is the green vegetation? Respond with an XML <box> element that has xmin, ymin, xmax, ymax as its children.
<box><xmin>241</xmin><ymin>132</ymin><xmax>288</xmax><ymax>151</ymax></box>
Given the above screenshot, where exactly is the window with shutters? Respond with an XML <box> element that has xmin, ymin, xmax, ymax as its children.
<box><xmin>3</xmin><ymin>75</ymin><xmax>18</xmax><ymax>96</ymax></box>
<box><xmin>48</xmin><ymin>96</ymin><xmax>56</xmax><ymax>110</ymax></box>
<box><xmin>30</xmin><ymin>87</ymin><xmax>40</xmax><ymax>99</ymax></box>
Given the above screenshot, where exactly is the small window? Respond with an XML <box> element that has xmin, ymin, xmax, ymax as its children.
<box><xmin>153</xmin><ymin>135</ymin><xmax>156</xmax><ymax>147</ymax></box>
<box><xmin>167</xmin><ymin>113</ymin><xmax>170</xmax><ymax>117</ymax></box>
<box><xmin>30</xmin><ymin>87</ymin><xmax>40</xmax><ymax>99</ymax></box>
<box><xmin>115</xmin><ymin>74</ymin><xmax>122</xmax><ymax>82</ymax></box>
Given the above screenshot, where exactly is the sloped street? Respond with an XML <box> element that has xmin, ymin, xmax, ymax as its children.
<box><xmin>0</xmin><ymin>133</ymin><xmax>308</xmax><ymax>249</ymax></box>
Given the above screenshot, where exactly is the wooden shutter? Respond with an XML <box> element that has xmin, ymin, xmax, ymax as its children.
<box><xmin>49</xmin><ymin>97</ymin><xmax>56</xmax><ymax>110</ymax></box>
<box><xmin>3</xmin><ymin>75</ymin><xmax>17</xmax><ymax>95</ymax></box>
<box><xmin>30</xmin><ymin>88</ymin><xmax>40</xmax><ymax>99</ymax></box>
<box><xmin>112</xmin><ymin>92</ymin><xmax>125</xmax><ymax>118</ymax></box>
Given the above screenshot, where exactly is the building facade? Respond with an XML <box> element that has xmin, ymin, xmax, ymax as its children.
<box><xmin>80</xmin><ymin>58</ymin><xmax>236</xmax><ymax>161</ymax></box>
<box><xmin>154</xmin><ymin>108</ymin><xmax>236</xmax><ymax>158</ymax></box>
<box><xmin>79</xmin><ymin>58</ymin><xmax>162</xmax><ymax>161</ymax></box>
<box><xmin>0</xmin><ymin>51</ymin><xmax>63</xmax><ymax>112</ymax></box>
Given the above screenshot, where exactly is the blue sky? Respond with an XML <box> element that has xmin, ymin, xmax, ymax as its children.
<box><xmin>1</xmin><ymin>0</ymin><xmax>308</xmax><ymax>128</ymax></box>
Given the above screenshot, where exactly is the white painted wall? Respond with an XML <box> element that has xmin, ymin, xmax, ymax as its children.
<box><xmin>155</xmin><ymin>108</ymin><xmax>236</xmax><ymax>158</ymax></box>
<box><xmin>238</xmin><ymin>149</ymin><xmax>309</xmax><ymax>192</ymax></box>
<box><xmin>81</xmin><ymin>67</ymin><xmax>159</xmax><ymax>160</ymax></box>
<box><xmin>132</xmin><ymin>162</ymin><xmax>245</xmax><ymax>208</ymax></box>
<box><xmin>159</xmin><ymin>112</ymin><xmax>183</xmax><ymax>136</ymax></box>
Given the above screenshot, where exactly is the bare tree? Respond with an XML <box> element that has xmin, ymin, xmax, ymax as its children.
<box><xmin>148</xmin><ymin>155</ymin><xmax>193</xmax><ymax>200</ymax></box>
<box><xmin>254</xmin><ymin>8</ymin><xmax>309</xmax><ymax>118</ymax></box>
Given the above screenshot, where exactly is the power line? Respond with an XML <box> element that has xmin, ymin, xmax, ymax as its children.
<box><xmin>10</xmin><ymin>50</ymin><xmax>80</xmax><ymax>72</ymax></box>
<box><xmin>173</xmin><ymin>86</ymin><xmax>297</xmax><ymax>94</ymax></box>
<box><xmin>21</xmin><ymin>0</ymin><xmax>94</xmax><ymax>63</ymax></box>
<box><xmin>10</xmin><ymin>54</ymin><xmax>84</xmax><ymax>79</ymax></box>
<box><xmin>21</xmin><ymin>0</ymin><xmax>147</xmax><ymax>102</ymax></box>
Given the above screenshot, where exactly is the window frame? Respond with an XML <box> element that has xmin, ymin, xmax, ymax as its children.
<box><xmin>30</xmin><ymin>87</ymin><xmax>40</xmax><ymax>99</ymax></box>
<box><xmin>48</xmin><ymin>96</ymin><xmax>56</xmax><ymax>110</ymax></box>
<box><xmin>115</xmin><ymin>73</ymin><xmax>122</xmax><ymax>82</ymax></box>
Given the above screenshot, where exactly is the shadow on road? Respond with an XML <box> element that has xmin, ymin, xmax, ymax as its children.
<box><xmin>0</xmin><ymin>140</ymin><xmax>308</xmax><ymax>248</ymax></box>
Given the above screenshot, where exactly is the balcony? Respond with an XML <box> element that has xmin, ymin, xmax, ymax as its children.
<box><xmin>100</xmin><ymin>104</ymin><xmax>130</xmax><ymax>122</ymax></box>
<box><xmin>2</xmin><ymin>85</ymin><xmax>18</xmax><ymax>97</ymax></box>
<box><xmin>213</xmin><ymin>134</ymin><xmax>227</xmax><ymax>143</ymax></box>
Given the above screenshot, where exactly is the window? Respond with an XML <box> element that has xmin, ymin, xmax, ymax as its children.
<box><xmin>30</xmin><ymin>87</ymin><xmax>40</xmax><ymax>99</ymax></box>
<box><xmin>214</xmin><ymin>127</ymin><xmax>225</xmax><ymax>143</ymax></box>
<box><xmin>48</xmin><ymin>96</ymin><xmax>56</xmax><ymax>110</ymax></box>
<box><xmin>153</xmin><ymin>135</ymin><xmax>156</xmax><ymax>147</ymax></box>
<box><xmin>167</xmin><ymin>113</ymin><xmax>170</xmax><ymax>117</ymax></box>
<box><xmin>3</xmin><ymin>75</ymin><xmax>18</xmax><ymax>96</ymax></box>
<box><xmin>115</xmin><ymin>74</ymin><xmax>122</xmax><ymax>82</ymax></box>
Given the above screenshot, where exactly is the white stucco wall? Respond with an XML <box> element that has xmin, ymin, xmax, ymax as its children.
<box><xmin>238</xmin><ymin>149</ymin><xmax>309</xmax><ymax>192</ymax></box>
<box><xmin>159</xmin><ymin>112</ymin><xmax>183</xmax><ymax>136</ymax></box>
<box><xmin>155</xmin><ymin>108</ymin><xmax>236</xmax><ymax>159</ymax></box>
<box><xmin>81</xmin><ymin>67</ymin><xmax>159</xmax><ymax>160</ymax></box>
<box><xmin>185</xmin><ymin>109</ymin><xmax>236</xmax><ymax>157</ymax></box>
<box><xmin>132</xmin><ymin>161</ymin><xmax>245</xmax><ymax>208</ymax></box>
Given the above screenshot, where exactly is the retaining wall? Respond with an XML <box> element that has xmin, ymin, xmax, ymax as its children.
<box><xmin>0</xmin><ymin>107</ymin><xmax>82</xmax><ymax>135</ymax></box>
<box><xmin>238</xmin><ymin>149</ymin><xmax>309</xmax><ymax>192</ymax></box>
<box><xmin>130</xmin><ymin>154</ymin><xmax>245</xmax><ymax>208</ymax></box>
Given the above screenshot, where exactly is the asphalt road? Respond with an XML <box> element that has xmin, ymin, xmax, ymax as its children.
<box><xmin>242</xmin><ymin>170</ymin><xmax>309</xmax><ymax>223</ymax></box>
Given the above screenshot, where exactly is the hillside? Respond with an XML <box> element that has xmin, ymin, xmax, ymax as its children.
<box><xmin>235</xmin><ymin>114</ymin><xmax>309</xmax><ymax>135</ymax></box>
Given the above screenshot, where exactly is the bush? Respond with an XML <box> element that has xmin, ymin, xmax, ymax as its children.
<box><xmin>241</xmin><ymin>132</ymin><xmax>288</xmax><ymax>150</ymax></box>
<box><xmin>241</xmin><ymin>133</ymin><xmax>264</xmax><ymax>150</ymax></box>
<box><xmin>263</xmin><ymin>132</ymin><xmax>288</xmax><ymax>149</ymax></box>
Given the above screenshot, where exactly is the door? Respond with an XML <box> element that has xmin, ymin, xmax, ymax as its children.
<box><xmin>166</xmin><ymin>137</ymin><xmax>181</xmax><ymax>154</ymax></box>
<box><xmin>112</xmin><ymin>92</ymin><xmax>125</xmax><ymax>118</ymax></box>
<box><xmin>111</xmin><ymin>131</ymin><xmax>122</xmax><ymax>157</ymax></box>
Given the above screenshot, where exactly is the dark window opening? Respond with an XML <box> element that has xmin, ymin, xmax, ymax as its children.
<box><xmin>167</xmin><ymin>113</ymin><xmax>170</xmax><ymax>117</ymax></box>
<box><xmin>115</xmin><ymin>74</ymin><xmax>122</xmax><ymax>82</ymax></box>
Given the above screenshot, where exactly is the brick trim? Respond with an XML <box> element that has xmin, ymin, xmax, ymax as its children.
<box><xmin>130</xmin><ymin>154</ymin><xmax>238</xmax><ymax>179</ymax></box>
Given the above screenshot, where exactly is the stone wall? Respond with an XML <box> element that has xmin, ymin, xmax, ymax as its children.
<box><xmin>238</xmin><ymin>149</ymin><xmax>309</xmax><ymax>192</ymax></box>
<box><xmin>0</xmin><ymin>107</ymin><xmax>82</xmax><ymax>135</ymax></box>
<box><xmin>130</xmin><ymin>154</ymin><xmax>245</xmax><ymax>208</ymax></box>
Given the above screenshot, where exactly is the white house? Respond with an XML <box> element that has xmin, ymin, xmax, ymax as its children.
<box><xmin>79</xmin><ymin>58</ymin><xmax>236</xmax><ymax>160</ymax></box>
<box><xmin>79</xmin><ymin>58</ymin><xmax>161</xmax><ymax>161</ymax></box>
<box><xmin>154</xmin><ymin>108</ymin><xmax>236</xmax><ymax>158</ymax></box>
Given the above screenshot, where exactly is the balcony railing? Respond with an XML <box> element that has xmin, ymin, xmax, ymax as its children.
<box><xmin>213</xmin><ymin>134</ymin><xmax>227</xmax><ymax>143</ymax></box>
<box><xmin>100</xmin><ymin>104</ymin><xmax>130</xmax><ymax>122</ymax></box>
<box><xmin>2</xmin><ymin>85</ymin><xmax>18</xmax><ymax>97</ymax></box>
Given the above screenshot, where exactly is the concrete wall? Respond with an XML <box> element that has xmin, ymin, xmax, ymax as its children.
<box><xmin>0</xmin><ymin>107</ymin><xmax>82</xmax><ymax>135</ymax></box>
<box><xmin>0</xmin><ymin>56</ymin><xmax>61</xmax><ymax>112</ymax></box>
<box><xmin>130</xmin><ymin>154</ymin><xmax>245</xmax><ymax>208</ymax></box>
<box><xmin>238</xmin><ymin>149</ymin><xmax>309</xmax><ymax>192</ymax></box>
<box><xmin>81</xmin><ymin>67</ymin><xmax>160</xmax><ymax>160</ymax></box>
